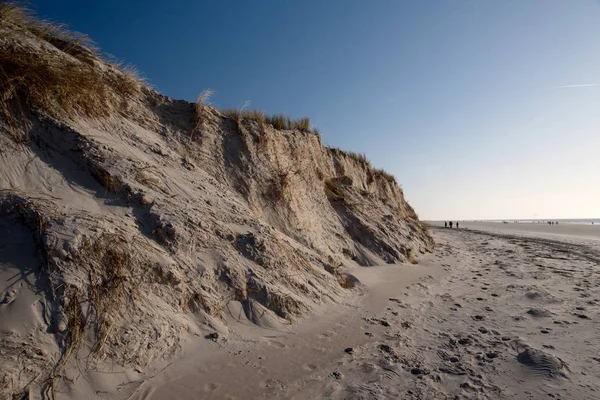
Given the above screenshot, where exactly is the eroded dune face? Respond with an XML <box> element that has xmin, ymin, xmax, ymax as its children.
<box><xmin>0</xmin><ymin>5</ymin><xmax>432</xmax><ymax>398</ymax></box>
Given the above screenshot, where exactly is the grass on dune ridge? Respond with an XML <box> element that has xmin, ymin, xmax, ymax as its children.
<box><xmin>0</xmin><ymin>2</ymin><xmax>399</xmax><ymax>185</ymax></box>
<box><xmin>0</xmin><ymin>1</ymin><xmax>146</xmax><ymax>142</ymax></box>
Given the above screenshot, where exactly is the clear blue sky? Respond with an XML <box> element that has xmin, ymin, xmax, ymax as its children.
<box><xmin>32</xmin><ymin>0</ymin><xmax>600</xmax><ymax>220</ymax></box>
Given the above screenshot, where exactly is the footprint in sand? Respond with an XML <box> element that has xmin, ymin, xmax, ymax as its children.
<box><xmin>516</xmin><ymin>347</ymin><xmax>568</xmax><ymax>378</ymax></box>
<box><xmin>268</xmin><ymin>340</ymin><xmax>287</xmax><ymax>349</ymax></box>
<box><xmin>303</xmin><ymin>363</ymin><xmax>318</xmax><ymax>371</ymax></box>
<box><xmin>204</xmin><ymin>382</ymin><xmax>220</xmax><ymax>392</ymax></box>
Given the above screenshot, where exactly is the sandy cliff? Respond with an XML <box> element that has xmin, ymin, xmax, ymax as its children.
<box><xmin>0</xmin><ymin>5</ymin><xmax>433</xmax><ymax>398</ymax></box>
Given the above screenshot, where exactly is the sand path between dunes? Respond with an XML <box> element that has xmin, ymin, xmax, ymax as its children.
<box><xmin>129</xmin><ymin>224</ymin><xmax>600</xmax><ymax>400</ymax></box>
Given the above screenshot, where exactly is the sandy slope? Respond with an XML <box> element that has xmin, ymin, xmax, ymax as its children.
<box><xmin>127</xmin><ymin>262</ymin><xmax>444</xmax><ymax>400</ymax></box>
<box><xmin>1</xmin><ymin>14</ymin><xmax>432</xmax><ymax>398</ymax></box>
<box><xmin>125</xmin><ymin>225</ymin><xmax>600</xmax><ymax>400</ymax></box>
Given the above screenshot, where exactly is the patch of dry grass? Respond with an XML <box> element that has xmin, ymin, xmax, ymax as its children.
<box><xmin>221</xmin><ymin>109</ymin><xmax>313</xmax><ymax>133</ymax></box>
<box><xmin>192</xmin><ymin>89</ymin><xmax>213</xmax><ymax>136</ymax></box>
<box><xmin>78</xmin><ymin>234</ymin><xmax>134</xmax><ymax>360</ymax></box>
<box><xmin>326</xmin><ymin>147</ymin><xmax>398</xmax><ymax>185</ymax></box>
<box><xmin>218</xmin><ymin>105</ymin><xmax>317</xmax><ymax>144</ymax></box>
<box><xmin>265</xmin><ymin>114</ymin><xmax>288</xmax><ymax>130</ymax></box>
<box><xmin>289</xmin><ymin>117</ymin><xmax>311</xmax><ymax>132</ymax></box>
<box><xmin>373</xmin><ymin>168</ymin><xmax>397</xmax><ymax>184</ymax></box>
<box><xmin>44</xmin><ymin>288</ymin><xmax>85</xmax><ymax>400</ymax></box>
<box><xmin>0</xmin><ymin>2</ymin><xmax>99</xmax><ymax>61</ymax></box>
<box><xmin>0</xmin><ymin>2</ymin><xmax>145</xmax><ymax>143</ymax></box>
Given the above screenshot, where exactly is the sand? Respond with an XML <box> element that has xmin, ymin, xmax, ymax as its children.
<box><xmin>2</xmin><ymin>11</ymin><xmax>598</xmax><ymax>399</ymax></box>
<box><xmin>118</xmin><ymin>223</ymin><xmax>600</xmax><ymax>400</ymax></box>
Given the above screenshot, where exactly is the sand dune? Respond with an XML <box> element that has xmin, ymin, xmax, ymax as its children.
<box><xmin>0</xmin><ymin>6</ymin><xmax>432</xmax><ymax>398</ymax></box>
<box><xmin>2</xmin><ymin>5</ymin><xmax>598</xmax><ymax>399</ymax></box>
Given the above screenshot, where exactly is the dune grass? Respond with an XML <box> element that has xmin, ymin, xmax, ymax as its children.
<box><xmin>217</xmin><ymin>107</ymin><xmax>316</xmax><ymax>134</ymax></box>
<box><xmin>326</xmin><ymin>147</ymin><xmax>397</xmax><ymax>184</ymax></box>
<box><xmin>192</xmin><ymin>89</ymin><xmax>214</xmax><ymax>136</ymax></box>
<box><xmin>0</xmin><ymin>2</ymin><xmax>100</xmax><ymax>60</ymax></box>
<box><xmin>0</xmin><ymin>2</ymin><xmax>145</xmax><ymax>143</ymax></box>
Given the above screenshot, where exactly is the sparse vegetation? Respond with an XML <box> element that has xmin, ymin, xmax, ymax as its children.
<box><xmin>222</xmin><ymin>100</ymin><xmax>250</xmax><ymax>121</ymax></box>
<box><xmin>328</xmin><ymin>147</ymin><xmax>371</xmax><ymax>167</ymax></box>
<box><xmin>289</xmin><ymin>117</ymin><xmax>311</xmax><ymax>132</ymax></box>
<box><xmin>45</xmin><ymin>288</ymin><xmax>86</xmax><ymax>400</ymax></box>
<box><xmin>78</xmin><ymin>234</ymin><xmax>137</xmax><ymax>362</ymax></box>
<box><xmin>219</xmin><ymin>108</ymin><xmax>314</xmax><ymax>134</ymax></box>
<box><xmin>241</xmin><ymin>109</ymin><xmax>266</xmax><ymax>127</ymax></box>
<box><xmin>265</xmin><ymin>164</ymin><xmax>298</xmax><ymax>201</ymax></box>
<box><xmin>0</xmin><ymin>2</ymin><xmax>99</xmax><ymax>61</ymax></box>
<box><xmin>266</xmin><ymin>113</ymin><xmax>288</xmax><ymax>130</ymax></box>
<box><xmin>0</xmin><ymin>2</ymin><xmax>145</xmax><ymax>142</ymax></box>
<box><xmin>193</xmin><ymin>89</ymin><xmax>214</xmax><ymax>135</ymax></box>
<box><xmin>326</xmin><ymin>147</ymin><xmax>398</xmax><ymax>185</ymax></box>
<box><xmin>373</xmin><ymin>168</ymin><xmax>397</xmax><ymax>184</ymax></box>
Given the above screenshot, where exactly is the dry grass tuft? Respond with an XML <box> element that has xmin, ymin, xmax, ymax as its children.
<box><xmin>374</xmin><ymin>168</ymin><xmax>397</xmax><ymax>184</ymax></box>
<box><xmin>327</xmin><ymin>147</ymin><xmax>399</xmax><ymax>185</ymax></box>
<box><xmin>241</xmin><ymin>109</ymin><xmax>266</xmax><ymax>128</ymax></box>
<box><xmin>222</xmin><ymin>108</ymin><xmax>239</xmax><ymax>121</ymax></box>
<box><xmin>79</xmin><ymin>234</ymin><xmax>134</xmax><ymax>360</ymax></box>
<box><xmin>218</xmin><ymin>106</ymin><xmax>314</xmax><ymax>135</ymax></box>
<box><xmin>44</xmin><ymin>288</ymin><xmax>86</xmax><ymax>400</ymax></box>
<box><xmin>346</xmin><ymin>151</ymin><xmax>370</xmax><ymax>166</ymax></box>
<box><xmin>0</xmin><ymin>2</ymin><xmax>145</xmax><ymax>142</ymax></box>
<box><xmin>289</xmin><ymin>117</ymin><xmax>311</xmax><ymax>132</ymax></box>
<box><xmin>265</xmin><ymin>114</ymin><xmax>312</xmax><ymax>132</ymax></box>
<box><xmin>222</xmin><ymin>101</ymin><xmax>251</xmax><ymax>134</ymax></box>
<box><xmin>265</xmin><ymin>114</ymin><xmax>288</xmax><ymax>130</ymax></box>
<box><xmin>193</xmin><ymin>89</ymin><xmax>214</xmax><ymax>136</ymax></box>
<box><xmin>0</xmin><ymin>2</ymin><xmax>100</xmax><ymax>61</ymax></box>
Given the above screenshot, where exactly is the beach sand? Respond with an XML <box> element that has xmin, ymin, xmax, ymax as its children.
<box><xmin>120</xmin><ymin>223</ymin><xmax>600</xmax><ymax>400</ymax></box>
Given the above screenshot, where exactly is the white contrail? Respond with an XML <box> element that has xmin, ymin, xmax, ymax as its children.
<box><xmin>557</xmin><ymin>83</ymin><xmax>597</xmax><ymax>88</ymax></box>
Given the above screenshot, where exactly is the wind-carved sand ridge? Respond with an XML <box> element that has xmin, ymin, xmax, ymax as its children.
<box><xmin>0</xmin><ymin>5</ymin><xmax>432</xmax><ymax>399</ymax></box>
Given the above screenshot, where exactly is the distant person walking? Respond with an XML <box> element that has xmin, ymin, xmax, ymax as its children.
<box><xmin>444</xmin><ymin>221</ymin><xmax>448</xmax><ymax>228</ymax></box>
<box><xmin>449</xmin><ymin>221</ymin><xmax>453</xmax><ymax>228</ymax></box>
<box><xmin>456</xmin><ymin>222</ymin><xmax>459</xmax><ymax>229</ymax></box>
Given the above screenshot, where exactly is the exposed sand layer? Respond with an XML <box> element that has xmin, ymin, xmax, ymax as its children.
<box><xmin>0</xmin><ymin>10</ymin><xmax>432</xmax><ymax>398</ymax></box>
<box><xmin>130</xmin><ymin>225</ymin><xmax>600</xmax><ymax>400</ymax></box>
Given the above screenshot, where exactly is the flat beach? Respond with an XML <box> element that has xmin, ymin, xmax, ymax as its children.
<box><xmin>119</xmin><ymin>223</ymin><xmax>600</xmax><ymax>400</ymax></box>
